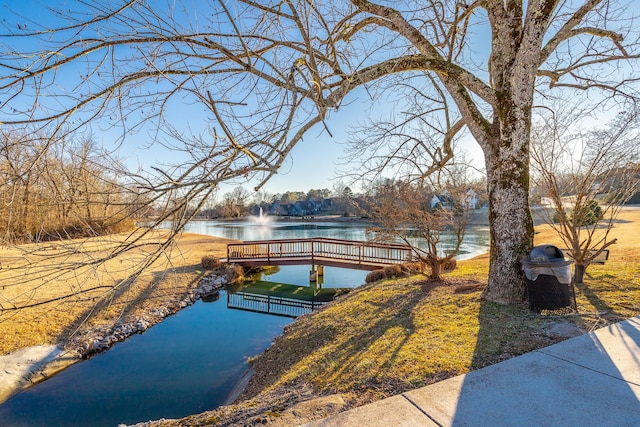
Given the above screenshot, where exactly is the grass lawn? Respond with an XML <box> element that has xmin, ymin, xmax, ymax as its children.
<box><xmin>0</xmin><ymin>231</ymin><xmax>236</xmax><ymax>355</ymax></box>
<box><xmin>214</xmin><ymin>207</ymin><xmax>639</xmax><ymax>424</ymax></box>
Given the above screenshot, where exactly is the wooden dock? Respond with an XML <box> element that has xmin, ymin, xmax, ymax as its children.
<box><xmin>226</xmin><ymin>237</ymin><xmax>415</xmax><ymax>270</ymax></box>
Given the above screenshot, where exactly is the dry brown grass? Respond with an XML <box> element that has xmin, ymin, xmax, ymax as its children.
<box><xmin>533</xmin><ymin>207</ymin><xmax>640</xmax><ymax>322</ymax></box>
<box><xmin>533</xmin><ymin>207</ymin><xmax>640</xmax><ymax>252</ymax></box>
<box><xmin>0</xmin><ymin>229</ymin><xmax>237</xmax><ymax>355</ymax></box>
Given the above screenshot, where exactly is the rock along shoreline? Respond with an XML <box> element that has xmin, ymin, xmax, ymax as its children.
<box><xmin>70</xmin><ymin>267</ymin><xmax>234</xmax><ymax>357</ymax></box>
<box><xmin>0</xmin><ymin>264</ymin><xmax>238</xmax><ymax>404</ymax></box>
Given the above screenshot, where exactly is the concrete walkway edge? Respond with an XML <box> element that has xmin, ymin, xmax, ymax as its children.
<box><xmin>305</xmin><ymin>316</ymin><xmax>640</xmax><ymax>427</ymax></box>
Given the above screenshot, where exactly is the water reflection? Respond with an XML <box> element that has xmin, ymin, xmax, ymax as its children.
<box><xmin>252</xmin><ymin>264</ymin><xmax>367</xmax><ymax>289</ymax></box>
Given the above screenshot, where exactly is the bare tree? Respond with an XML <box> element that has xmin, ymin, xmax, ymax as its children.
<box><xmin>251</xmin><ymin>190</ymin><xmax>275</xmax><ymax>206</ymax></box>
<box><xmin>366</xmin><ymin>175</ymin><xmax>474</xmax><ymax>281</ymax></box>
<box><xmin>531</xmin><ymin>106</ymin><xmax>640</xmax><ymax>283</ymax></box>
<box><xmin>0</xmin><ymin>129</ymin><xmax>136</xmax><ymax>243</ymax></box>
<box><xmin>221</xmin><ymin>186</ymin><xmax>251</xmax><ymax>218</ymax></box>
<box><xmin>1</xmin><ymin>1</ymin><xmax>639</xmax><ymax>304</ymax></box>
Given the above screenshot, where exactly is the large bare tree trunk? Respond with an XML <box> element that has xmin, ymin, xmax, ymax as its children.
<box><xmin>476</xmin><ymin>61</ymin><xmax>536</xmax><ymax>303</ymax></box>
<box><xmin>483</xmin><ymin>146</ymin><xmax>534</xmax><ymax>303</ymax></box>
<box><xmin>475</xmin><ymin>3</ymin><xmax>539</xmax><ymax>303</ymax></box>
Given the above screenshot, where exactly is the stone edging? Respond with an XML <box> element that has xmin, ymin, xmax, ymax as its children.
<box><xmin>69</xmin><ymin>267</ymin><xmax>233</xmax><ymax>357</ymax></box>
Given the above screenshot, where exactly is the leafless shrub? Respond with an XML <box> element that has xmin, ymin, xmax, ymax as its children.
<box><xmin>365</xmin><ymin>269</ymin><xmax>387</xmax><ymax>284</ymax></box>
<box><xmin>225</xmin><ymin>264</ymin><xmax>246</xmax><ymax>286</ymax></box>
<box><xmin>201</xmin><ymin>256</ymin><xmax>222</xmax><ymax>270</ymax></box>
<box><xmin>401</xmin><ymin>262</ymin><xmax>427</xmax><ymax>275</ymax></box>
<box><xmin>383</xmin><ymin>264</ymin><xmax>404</xmax><ymax>278</ymax></box>
<box><xmin>531</xmin><ymin>105</ymin><xmax>640</xmax><ymax>283</ymax></box>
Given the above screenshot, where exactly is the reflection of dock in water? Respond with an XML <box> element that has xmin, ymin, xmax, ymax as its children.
<box><xmin>226</xmin><ymin>291</ymin><xmax>328</xmax><ymax>318</ymax></box>
<box><xmin>226</xmin><ymin>281</ymin><xmax>347</xmax><ymax>318</ymax></box>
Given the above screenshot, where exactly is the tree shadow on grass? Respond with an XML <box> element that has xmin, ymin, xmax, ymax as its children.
<box><xmin>244</xmin><ymin>279</ymin><xmax>455</xmax><ymax>400</ymax></box>
<box><xmin>576</xmin><ymin>271</ymin><xmax>629</xmax><ymax>323</ymax></box>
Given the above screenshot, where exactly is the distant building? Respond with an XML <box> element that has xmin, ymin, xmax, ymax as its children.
<box><xmin>430</xmin><ymin>194</ymin><xmax>454</xmax><ymax>210</ymax></box>
<box><xmin>265</xmin><ymin>198</ymin><xmax>338</xmax><ymax>216</ymax></box>
<box><xmin>431</xmin><ymin>189</ymin><xmax>479</xmax><ymax>210</ymax></box>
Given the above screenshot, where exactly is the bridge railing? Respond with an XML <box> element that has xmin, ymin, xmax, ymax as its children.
<box><xmin>227</xmin><ymin>237</ymin><xmax>415</xmax><ymax>266</ymax></box>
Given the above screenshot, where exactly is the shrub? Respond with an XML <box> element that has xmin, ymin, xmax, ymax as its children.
<box><xmin>365</xmin><ymin>269</ymin><xmax>387</xmax><ymax>283</ymax></box>
<box><xmin>201</xmin><ymin>256</ymin><xmax>221</xmax><ymax>269</ymax></box>
<box><xmin>365</xmin><ymin>264</ymin><xmax>407</xmax><ymax>283</ymax></box>
<box><xmin>225</xmin><ymin>264</ymin><xmax>245</xmax><ymax>286</ymax></box>
<box><xmin>570</xmin><ymin>200</ymin><xmax>602</xmax><ymax>226</ymax></box>
<box><xmin>401</xmin><ymin>262</ymin><xmax>426</xmax><ymax>274</ymax></box>
<box><xmin>443</xmin><ymin>258</ymin><xmax>457</xmax><ymax>272</ymax></box>
<box><xmin>383</xmin><ymin>264</ymin><xmax>403</xmax><ymax>278</ymax></box>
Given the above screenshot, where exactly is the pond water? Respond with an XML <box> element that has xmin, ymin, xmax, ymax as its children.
<box><xmin>0</xmin><ymin>219</ymin><xmax>489</xmax><ymax>426</ymax></box>
<box><xmin>184</xmin><ymin>219</ymin><xmax>491</xmax><ymax>261</ymax></box>
<box><xmin>254</xmin><ymin>264</ymin><xmax>369</xmax><ymax>289</ymax></box>
<box><xmin>0</xmin><ymin>293</ymin><xmax>293</xmax><ymax>427</ymax></box>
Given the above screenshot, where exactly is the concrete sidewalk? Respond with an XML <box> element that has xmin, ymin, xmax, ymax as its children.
<box><xmin>306</xmin><ymin>316</ymin><xmax>640</xmax><ymax>426</ymax></box>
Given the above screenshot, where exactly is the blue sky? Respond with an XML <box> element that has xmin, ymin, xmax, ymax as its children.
<box><xmin>17</xmin><ymin>0</ymin><xmax>624</xmax><ymax>201</ymax></box>
<box><xmin>1</xmin><ymin>1</ymin><xmax>485</xmax><ymax>197</ymax></box>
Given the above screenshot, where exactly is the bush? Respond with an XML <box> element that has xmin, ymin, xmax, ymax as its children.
<box><xmin>365</xmin><ymin>269</ymin><xmax>387</xmax><ymax>283</ymax></box>
<box><xmin>570</xmin><ymin>200</ymin><xmax>602</xmax><ymax>226</ymax></box>
<box><xmin>443</xmin><ymin>258</ymin><xmax>457</xmax><ymax>272</ymax></box>
<box><xmin>401</xmin><ymin>262</ymin><xmax>426</xmax><ymax>274</ymax></box>
<box><xmin>201</xmin><ymin>256</ymin><xmax>221</xmax><ymax>269</ymax></box>
<box><xmin>383</xmin><ymin>264</ymin><xmax>403</xmax><ymax>278</ymax></box>
<box><xmin>225</xmin><ymin>264</ymin><xmax>245</xmax><ymax>286</ymax></box>
<box><xmin>365</xmin><ymin>264</ymin><xmax>407</xmax><ymax>283</ymax></box>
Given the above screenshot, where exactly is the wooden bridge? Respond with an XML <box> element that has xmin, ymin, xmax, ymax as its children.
<box><xmin>226</xmin><ymin>237</ymin><xmax>416</xmax><ymax>270</ymax></box>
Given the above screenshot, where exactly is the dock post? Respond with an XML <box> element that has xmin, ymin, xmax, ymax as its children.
<box><xmin>309</xmin><ymin>269</ymin><xmax>318</xmax><ymax>282</ymax></box>
<box><xmin>317</xmin><ymin>265</ymin><xmax>325</xmax><ymax>276</ymax></box>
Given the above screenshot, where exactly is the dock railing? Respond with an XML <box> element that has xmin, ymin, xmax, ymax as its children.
<box><xmin>227</xmin><ymin>237</ymin><xmax>415</xmax><ymax>269</ymax></box>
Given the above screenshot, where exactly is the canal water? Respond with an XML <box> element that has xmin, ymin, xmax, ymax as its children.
<box><xmin>0</xmin><ymin>292</ymin><xmax>296</xmax><ymax>427</ymax></box>
<box><xmin>0</xmin><ymin>219</ymin><xmax>489</xmax><ymax>426</ymax></box>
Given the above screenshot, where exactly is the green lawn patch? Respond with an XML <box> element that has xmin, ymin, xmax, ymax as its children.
<box><xmin>244</xmin><ymin>254</ymin><xmax>639</xmax><ymax>405</ymax></box>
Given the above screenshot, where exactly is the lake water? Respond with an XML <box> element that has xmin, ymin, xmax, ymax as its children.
<box><xmin>184</xmin><ymin>218</ymin><xmax>491</xmax><ymax>262</ymax></box>
<box><xmin>0</xmin><ymin>219</ymin><xmax>489</xmax><ymax>426</ymax></box>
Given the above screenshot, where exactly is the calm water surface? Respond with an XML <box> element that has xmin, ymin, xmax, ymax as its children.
<box><xmin>0</xmin><ymin>294</ymin><xmax>293</xmax><ymax>427</ymax></box>
<box><xmin>184</xmin><ymin>219</ymin><xmax>490</xmax><ymax>261</ymax></box>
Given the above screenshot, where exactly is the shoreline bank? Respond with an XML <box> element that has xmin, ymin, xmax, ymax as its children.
<box><xmin>186</xmin><ymin>208</ymin><xmax>492</xmax><ymax>226</ymax></box>
<box><xmin>0</xmin><ymin>268</ymin><xmax>233</xmax><ymax>405</ymax></box>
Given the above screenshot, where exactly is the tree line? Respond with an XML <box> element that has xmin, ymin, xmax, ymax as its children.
<box><xmin>0</xmin><ymin>129</ymin><xmax>147</xmax><ymax>243</ymax></box>
<box><xmin>199</xmin><ymin>185</ymin><xmax>362</xmax><ymax>219</ymax></box>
